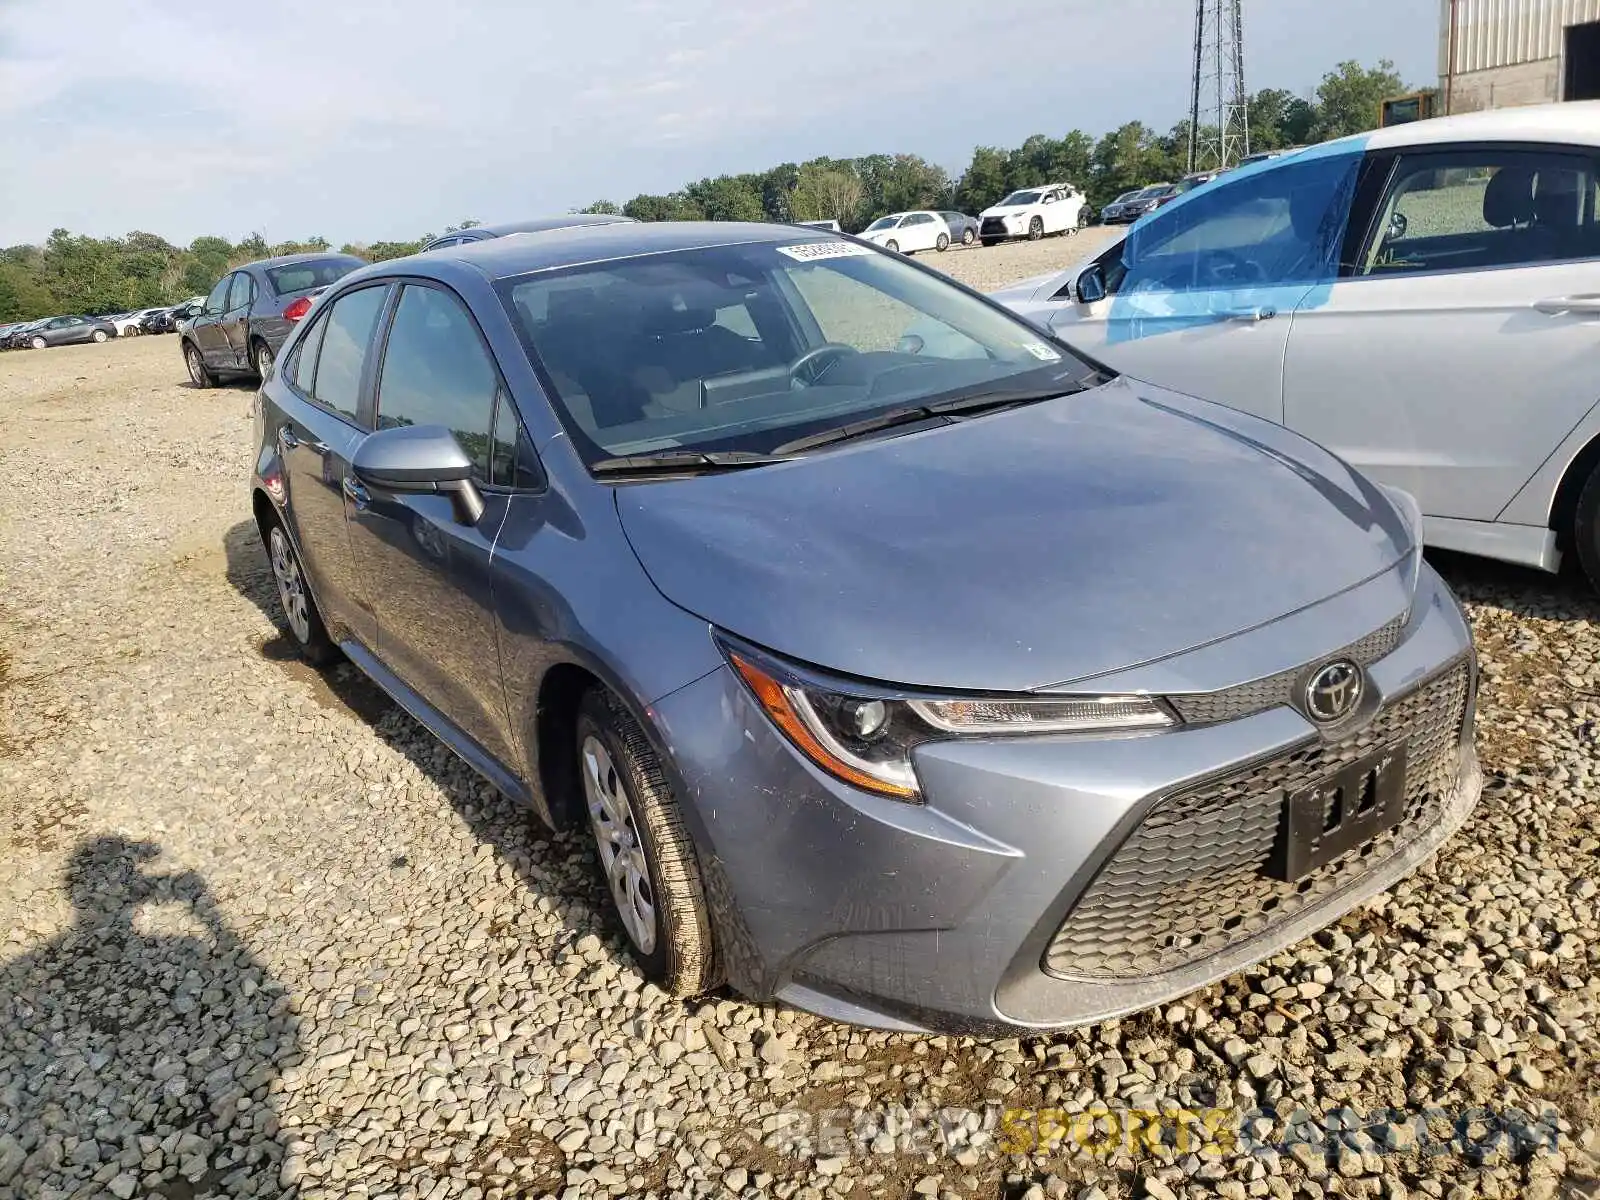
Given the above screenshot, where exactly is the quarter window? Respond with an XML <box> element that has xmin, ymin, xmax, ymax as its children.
<box><xmin>309</xmin><ymin>285</ymin><xmax>388</xmax><ymax>421</ymax></box>
<box><xmin>374</xmin><ymin>285</ymin><xmax>499</xmax><ymax>478</ymax></box>
<box><xmin>1359</xmin><ymin>150</ymin><xmax>1600</xmax><ymax>277</ymax></box>
<box><xmin>286</xmin><ymin>311</ymin><xmax>327</xmax><ymax>393</ymax></box>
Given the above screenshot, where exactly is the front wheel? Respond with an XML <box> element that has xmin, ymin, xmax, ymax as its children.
<box><xmin>962</xmin><ymin>227</ymin><xmax>976</xmax><ymax>245</ymax></box>
<box><xmin>92</xmin><ymin>329</ymin><xmax>108</xmax><ymax>343</ymax></box>
<box><xmin>884</xmin><ymin>239</ymin><xmax>899</xmax><ymax>253</ymax></box>
<box><xmin>576</xmin><ymin>689</ymin><xmax>717</xmax><ymax>996</ymax></box>
<box><xmin>29</xmin><ymin>336</ymin><xmax>45</xmax><ymax>350</ymax></box>
<box><xmin>1028</xmin><ymin>217</ymin><xmax>1044</xmax><ymax>241</ymax></box>
<box><xmin>935</xmin><ymin>232</ymin><xmax>950</xmax><ymax>252</ymax></box>
<box><xmin>1570</xmin><ymin>460</ymin><xmax>1600</xmax><ymax>594</ymax></box>
<box><xmin>184</xmin><ymin>342</ymin><xmax>215</xmax><ymax>389</ymax></box>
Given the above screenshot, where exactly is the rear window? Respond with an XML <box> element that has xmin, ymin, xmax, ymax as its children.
<box><xmin>266</xmin><ymin>258</ymin><xmax>363</xmax><ymax>296</ymax></box>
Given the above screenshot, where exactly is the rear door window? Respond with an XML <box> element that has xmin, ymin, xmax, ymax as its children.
<box><xmin>307</xmin><ymin>286</ymin><xmax>388</xmax><ymax>422</ymax></box>
<box><xmin>227</xmin><ymin>272</ymin><xmax>255</xmax><ymax>313</ymax></box>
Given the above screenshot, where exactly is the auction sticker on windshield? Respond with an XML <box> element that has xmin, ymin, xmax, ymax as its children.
<box><xmin>1023</xmin><ymin>341</ymin><xmax>1062</xmax><ymax>361</ymax></box>
<box><xmin>776</xmin><ymin>242</ymin><xmax>875</xmax><ymax>262</ymax></box>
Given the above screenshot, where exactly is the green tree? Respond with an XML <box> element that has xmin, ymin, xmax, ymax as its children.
<box><xmin>1312</xmin><ymin>59</ymin><xmax>1407</xmax><ymax>141</ymax></box>
<box><xmin>682</xmin><ymin>175</ymin><xmax>766</xmax><ymax>222</ymax></box>
<box><xmin>955</xmin><ymin>146</ymin><xmax>1010</xmax><ymax>213</ymax></box>
<box><xmin>577</xmin><ymin>200</ymin><xmax>622</xmax><ymax>214</ymax></box>
<box><xmin>789</xmin><ymin>164</ymin><xmax>864</xmax><ymax>227</ymax></box>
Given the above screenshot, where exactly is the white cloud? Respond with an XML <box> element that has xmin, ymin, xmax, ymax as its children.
<box><xmin>0</xmin><ymin>0</ymin><xmax>1440</xmax><ymax>246</ymax></box>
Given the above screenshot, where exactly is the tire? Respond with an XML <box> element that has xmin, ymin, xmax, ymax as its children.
<box><xmin>962</xmin><ymin>227</ymin><xmax>976</xmax><ymax>245</ymax></box>
<box><xmin>92</xmin><ymin>329</ymin><xmax>108</xmax><ymax>343</ymax></box>
<box><xmin>885</xmin><ymin>239</ymin><xmax>899</xmax><ymax>253</ymax></box>
<box><xmin>184</xmin><ymin>341</ymin><xmax>215</xmax><ymax>389</ymax></box>
<box><xmin>252</xmin><ymin>339</ymin><xmax>275</xmax><ymax>378</ymax></box>
<box><xmin>576</xmin><ymin>688</ymin><xmax>717</xmax><ymax>997</ymax></box>
<box><xmin>264</xmin><ymin>519</ymin><xmax>339</xmax><ymax>665</ymax></box>
<box><xmin>935</xmin><ymin>232</ymin><xmax>950</xmax><ymax>252</ymax></box>
<box><xmin>1028</xmin><ymin>216</ymin><xmax>1044</xmax><ymax>241</ymax></box>
<box><xmin>29</xmin><ymin>336</ymin><xmax>45</xmax><ymax>350</ymax></box>
<box><xmin>1570</xmin><ymin>460</ymin><xmax>1600</xmax><ymax>594</ymax></box>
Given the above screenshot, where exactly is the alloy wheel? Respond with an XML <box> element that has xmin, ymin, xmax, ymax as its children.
<box><xmin>582</xmin><ymin>735</ymin><xmax>657</xmax><ymax>954</ymax></box>
<box><xmin>186</xmin><ymin>346</ymin><xmax>205</xmax><ymax>386</ymax></box>
<box><xmin>255</xmin><ymin>342</ymin><xmax>275</xmax><ymax>376</ymax></box>
<box><xmin>268</xmin><ymin>525</ymin><xmax>312</xmax><ymax>644</ymax></box>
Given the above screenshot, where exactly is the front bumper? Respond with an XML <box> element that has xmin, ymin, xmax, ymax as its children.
<box><xmin>651</xmin><ymin>565</ymin><xmax>1480</xmax><ymax>1034</ymax></box>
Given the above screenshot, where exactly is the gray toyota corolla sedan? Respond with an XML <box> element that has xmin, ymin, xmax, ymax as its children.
<box><xmin>249</xmin><ymin>221</ymin><xmax>1481</xmax><ymax>1034</ymax></box>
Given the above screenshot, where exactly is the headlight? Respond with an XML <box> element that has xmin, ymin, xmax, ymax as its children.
<box><xmin>724</xmin><ymin>642</ymin><xmax>1177</xmax><ymax>802</ymax></box>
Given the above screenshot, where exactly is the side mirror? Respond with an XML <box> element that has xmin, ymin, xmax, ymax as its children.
<box><xmin>352</xmin><ymin>424</ymin><xmax>485</xmax><ymax>525</ymax></box>
<box><xmin>1077</xmin><ymin>264</ymin><xmax>1108</xmax><ymax>304</ymax></box>
<box><xmin>1386</xmin><ymin>211</ymin><xmax>1409</xmax><ymax>241</ymax></box>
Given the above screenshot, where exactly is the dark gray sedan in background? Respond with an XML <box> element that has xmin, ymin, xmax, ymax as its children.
<box><xmin>249</xmin><ymin>221</ymin><xmax>1479</xmax><ymax>1033</ymax></box>
<box><xmin>419</xmin><ymin>213</ymin><xmax>635</xmax><ymax>254</ymax></box>
<box><xmin>182</xmin><ymin>253</ymin><xmax>366</xmax><ymax>387</ymax></box>
<box><xmin>18</xmin><ymin>314</ymin><xmax>118</xmax><ymax>349</ymax></box>
<box><xmin>939</xmin><ymin>210</ymin><xmax>981</xmax><ymax>245</ymax></box>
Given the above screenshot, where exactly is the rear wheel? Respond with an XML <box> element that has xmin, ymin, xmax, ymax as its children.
<box><xmin>1570</xmin><ymin>461</ymin><xmax>1600</xmax><ymax>594</ymax></box>
<box><xmin>184</xmin><ymin>342</ymin><xmax>215</xmax><ymax>389</ymax></box>
<box><xmin>576</xmin><ymin>688</ymin><xmax>717</xmax><ymax>996</ymax></box>
<box><xmin>1028</xmin><ymin>216</ymin><xmax>1044</xmax><ymax>240</ymax></box>
<box><xmin>252</xmin><ymin>339</ymin><xmax>275</xmax><ymax>378</ymax></box>
<box><xmin>962</xmin><ymin>227</ymin><xmax>976</xmax><ymax>245</ymax></box>
<box><xmin>265</xmin><ymin>520</ymin><xmax>338</xmax><ymax>664</ymax></box>
<box><xmin>92</xmin><ymin>329</ymin><xmax>108</xmax><ymax>343</ymax></box>
<box><xmin>885</xmin><ymin>239</ymin><xmax>900</xmax><ymax>253</ymax></box>
<box><xmin>935</xmin><ymin>232</ymin><xmax>950</xmax><ymax>252</ymax></box>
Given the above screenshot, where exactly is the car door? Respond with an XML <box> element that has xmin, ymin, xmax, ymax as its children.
<box><xmin>1044</xmin><ymin>146</ymin><xmax>1369</xmax><ymax>424</ymax></box>
<box><xmin>1039</xmin><ymin>190</ymin><xmax>1066</xmax><ymax>233</ymax></box>
<box><xmin>1284</xmin><ymin>144</ymin><xmax>1600</xmax><ymax>523</ymax></box>
<box><xmin>218</xmin><ymin>270</ymin><xmax>256</xmax><ymax>372</ymax></box>
<box><xmin>344</xmin><ymin>281</ymin><xmax>519</xmax><ymax>764</ymax></box>
<box><xmin>192</xmin><ymin>276</ymin><xmax>233</xmax><ymax>368</ymax></box>
<box><xmin>275</xmin><ymin>283</ymin><xmax>392</xmax><ymax>647</ymax></box>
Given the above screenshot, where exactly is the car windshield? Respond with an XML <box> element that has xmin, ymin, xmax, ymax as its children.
<box><xmin>1135</xmin><ymin>185</ymin><xmax>1171</xmax><ymax>199</ymax></box>
<box><xmin>266</xmin><ymin>257</ymin><xmax>361</xmax><ymax>295</ymax></box>
<box><xmin>864</xmin><ymin>217</ymin><xmax>901</xmax><ymax>231</ymax></box>
<box><xmin>998</xmin><ymin>191</ymin><xmax>1041</xmax><ymax>206</ymax></box>
<box><xmin>499</xmin><ymin>238</ymin><xmax>1101</xmax><ymax>466</ymax></box>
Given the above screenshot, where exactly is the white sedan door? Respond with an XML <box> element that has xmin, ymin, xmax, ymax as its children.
<box><xmin>1045</xmin><ymin>147</ymin><xmax>1368</xmax><ymax>425</ymax></box>
<box><xmin>1284</xmin><ymin>145</ymin><xmax>1600</xmax><ymax>522</ymax></box>
<box><xmin>900</xmin><ymin>212</ymin><xmax>943</xmax><ymax>252</ymax></box>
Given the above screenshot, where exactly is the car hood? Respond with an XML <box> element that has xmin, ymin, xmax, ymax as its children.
<box><xmin>979</xmin><ymin>204</ymin><xmax>1036</xmax><ymax>219</ymax></box>
<box><xmin>615</xmin><ymin>378</ymin><xmax>1412</xmax><ymax>693</ymax></box>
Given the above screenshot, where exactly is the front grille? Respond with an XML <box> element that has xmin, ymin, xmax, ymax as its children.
<box><xmin>981</xmin><ymin>217</ymin><xmax>1009</xmax><ymax>236</ymax></box>
<box><xmin>1042</xmin><ymin>661</ymin><xmax>1470</xmax><ymax>981</ymax></box>
<box><xmin>1169</xmin><ymin>615</ymin><xmax>1405</xmax><ymax>726</ymax></box>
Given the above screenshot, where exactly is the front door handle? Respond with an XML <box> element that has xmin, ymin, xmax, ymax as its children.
<box><xmin>342</xmin><ymin>475</ymin><xmax>371</xmax><ymax>509</ymax></box>
<box><xmin>1534</xmin><ymin>295</ymin><xmax>1600</xmax><ymax>315</ymax></box>
<box><xmin>1222</xmin><ymin>306</ymin><xmax>1277</xmax><ymax>323</ymax></box>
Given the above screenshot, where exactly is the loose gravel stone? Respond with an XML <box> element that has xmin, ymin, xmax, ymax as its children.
<box><xmin>2</xmin><ymin>263</ymin><xmax>1597</xmax><ymax>1200</ymax></box>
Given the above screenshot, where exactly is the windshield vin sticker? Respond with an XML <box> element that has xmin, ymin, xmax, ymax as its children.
<box><xmin>776</xmin><ymin>241</ymin><xmax>874</xmax><ymax>262</ymax></box>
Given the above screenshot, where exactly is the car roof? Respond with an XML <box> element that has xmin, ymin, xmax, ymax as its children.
<box><xmin>411</xmin><ymin>221</ymin><xmax>831</xmax><ymax>280</ymax></box>
<box><xmin>1361</xmin><ymin>100</ymin><xmax>1600</xmax><ymax>151</ymax></box>
<box><xmin>238</xmin><ymin>251</ymin><xmax>365</xmax><ymax>271</ymax></box>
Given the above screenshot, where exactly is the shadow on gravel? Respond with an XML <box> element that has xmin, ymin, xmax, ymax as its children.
<box><xmin>1429</xmin><ymin>548</ymin><xmax>1600</xmax><ymax>624</ymax></box>
<box><xmin>0</xmin><ymin>836</ymin><xmax>300</xmax><ymax>1196</ymax></box>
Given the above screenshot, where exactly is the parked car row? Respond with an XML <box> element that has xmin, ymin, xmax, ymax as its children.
<box><xmin>0</xmin><ymin>314</ymin><xmax>118</xmax><ymax>349</ymax></box>
<box><xmin>246</xmin><ymin>196</ymin><xmax>1486</xmax><ymax>1035</ymax></box>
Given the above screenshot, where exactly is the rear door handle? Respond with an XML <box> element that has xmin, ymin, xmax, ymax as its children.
<box><xmin>1534</xmin><ymin>295</ymin><xmax>1600</xmax><ymax>315</ymax></box>
<box><xmin>278</xmin><ymin>427</ymin><xmax>326</xmax><ymax>453</ymax></box>
<box><xmin>342</xmin><ymin>475</ymin><xmax>371</xmax><ymax>509</ymax></box>
<box><xmin>1222</xmin><ymin>306</ymin><xmax>1277</xmax><ymax>323</ymax></box>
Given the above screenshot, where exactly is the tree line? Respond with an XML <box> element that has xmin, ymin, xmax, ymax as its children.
<box><xmin>0</xmin><ymin>60</ymin><xmax>1407</xmax><ymax>323</ymax></box>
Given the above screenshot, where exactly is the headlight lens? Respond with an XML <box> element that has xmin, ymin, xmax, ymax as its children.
<box><xmin>725</xmin><ymin>645</ymin><xmax>1177</xmax><ymax>802</ymax></box>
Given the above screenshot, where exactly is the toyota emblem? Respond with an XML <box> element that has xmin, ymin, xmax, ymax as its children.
<box><xmin>1305</xmin><ymin>660</ymin><xmax>1363</xmax><ymax>723</ymax></box>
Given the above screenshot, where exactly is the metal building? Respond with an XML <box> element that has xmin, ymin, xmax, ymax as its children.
<box><xmin>1440</xmin><ymin>0</ymin><xmax>1600</xmax><ymax>112</ymax></box>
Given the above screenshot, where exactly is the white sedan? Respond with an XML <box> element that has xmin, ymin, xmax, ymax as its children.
<box><xmin>858</xmin><ymin>211</ymin><xmax>952</xmax><ymax>254</ymax></box>
<box><xmin>993</xmin><ymin>101</ymin><xmax>1600</xmax><ymax>591</ymax></box>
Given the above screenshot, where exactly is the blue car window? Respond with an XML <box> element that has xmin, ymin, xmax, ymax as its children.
<box><xmin>310</xmin><ymin>286</ymin><xmax>387</xmax><ymax>422</ymax></box>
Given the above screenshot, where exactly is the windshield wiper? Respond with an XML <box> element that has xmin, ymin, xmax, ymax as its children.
<box><xmin>590</xmin><ymin>449</ymin><xmax>797</xmax><ymax>477</ymax></box>
<box><xmin>771</xmin><ymin>383</ymin><xmax>1091</xmax><ymax>456</ymax></box>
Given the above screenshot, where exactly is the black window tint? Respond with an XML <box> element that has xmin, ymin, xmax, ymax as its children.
<box><xmin>375</xmin><ymin>285</ymin><xmax>498</xmax><ymax>477</ymax></box>
<box><xmin>490</xmin><ymin>393</ymin><xmax>543</xmax><ymax>489</ymax></box>
<box><xmin>311</xmin><ymin>286</ymin><xmax>387</xmax><ymax>421</ymax></box>
<box><xmin>227</xmin><ymin>272</ymin><xmax>253</xmax><ymax>312</ymax></box>
<box><xmin>287</xmin><ymin>309</ymin><xmax>329</xmax><ymax>392</ymax></box>
<box><xmin>1360</xmin><ymin>150</ymin><xmax>1600</xmax><ymax>276</ymax></box>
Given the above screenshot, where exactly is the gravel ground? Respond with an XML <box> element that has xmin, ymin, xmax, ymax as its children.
<box><xmin>1</xmin><ymin>244</ymin><xmax>1597</xmax><ymax>1200</ymax></box>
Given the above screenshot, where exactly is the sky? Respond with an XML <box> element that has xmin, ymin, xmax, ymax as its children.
<box><xmin>0</xmin><ymin>0</ymin><xmax>1439</xmax><ymax>247</ymax></box>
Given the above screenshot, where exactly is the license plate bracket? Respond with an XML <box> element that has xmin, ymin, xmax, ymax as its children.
<box><xmin>1270</xmin><ymin>742</ymin><xmax>1409</xmax><ymax>883</ymax></box>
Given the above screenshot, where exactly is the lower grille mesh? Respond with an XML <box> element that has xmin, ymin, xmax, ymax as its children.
<box><xmin>1042</xmin><ymin>662</ymin><xmax>1470</xmax><ymax>981</ymax></box>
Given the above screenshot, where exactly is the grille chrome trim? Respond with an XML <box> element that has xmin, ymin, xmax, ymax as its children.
<box><xmin>1042</xmin><ymin>658</ymin><xmax>1469</xmax><ymax>982</ymax></box>
<box><xmin>1169</xmin><ymin>614</ymin><xmax>1406</xmax><ymax>726</ymax></box>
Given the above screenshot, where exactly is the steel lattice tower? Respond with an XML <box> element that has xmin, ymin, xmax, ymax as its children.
<box><xmin>1188</xmin><ymin>0</ymin><xmax>1249</xmax><ymax>173</ymax></box>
